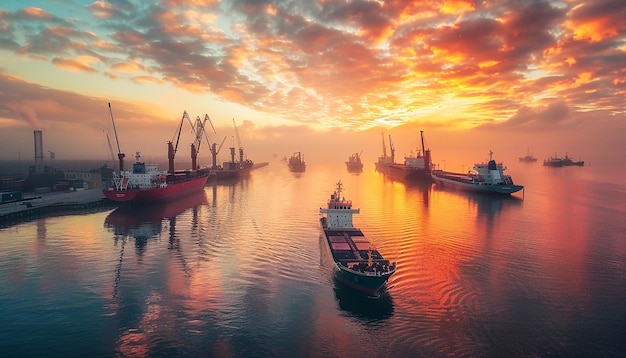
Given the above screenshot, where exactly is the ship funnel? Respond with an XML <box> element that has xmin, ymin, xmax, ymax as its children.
<box><xmin>33</xmin><ymin>130</ymin><xmax>44</xmax><ymax>174</ymax></box>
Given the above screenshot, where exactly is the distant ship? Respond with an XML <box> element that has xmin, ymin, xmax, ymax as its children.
<box><xmin>561</xmin><ymin>153</ymin><xmax>584</xmax><ymax>167</ymax></box>
<box><xmin>543</xmin><ymin>153</ymin><xmax>584</xmax><ymax>167</ymax></box>
<box><xmin>375</xmin><ymin>131</ymin><xmax>432</xmax><ymax>183</ymax></box>
<box><xmin>288</xmin><ymin>152</ymin><xmax>306</xmax><ymax>172</ymax></box>
<box><xmin>319</xmin><ymin>181</ymin><xmax>396</xmax><ymax>296</ymax></box>
<box><xmin>431</xmin><ymin>151</ymin><xmax>524</xmax><ymax>195</ymax></box>
<box><xmin>207</xmin><ymin>118</ymin><xmax>268</xmax><ymax>180</ymax></box>
<box><xmin>345</xmin><ymin>151</ymin><xmax>363</xmax><ymax>172</ymax></box>
<box><xmin>543</xmin><ymin>155</ymin><xmax>564</xmax><ymax>167</ymax></box>
<box><xmin>374</xmin><ymin>133</ymin><xmax>394</xmax><ymax>172</ymax></box>
<box><xmin>518</xmin><ymin>149</ymin><xmax>537</xmax><ymax>162</ymax></box>
<box><xmin>102</xmin><ymin>105</ymin><xmax>209</xmax><ymax>204</ymax></box>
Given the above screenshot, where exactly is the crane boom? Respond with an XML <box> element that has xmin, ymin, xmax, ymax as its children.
<box><xmin>108</xmin><ymin>102</ymin><xmax>122</xmax><ymax>154</ymax></box>
<box><xmin>105</xmin><ymin>131</ymin><xmax>115</xmax><ymax>162</ymax></box>
<box><xmin>107</xmin><ymin>102</ymin><xmax>125</xmax><ymax>172</ymax></box>
<box><xmin>217</xmin><ymin>135</ymin><xmax>227</xmax><ymax>154</ymax></box>
<box><xmin>233</xmin><ymin>118</ymin><xmax>242</xmax><ymax>150</ymax></box>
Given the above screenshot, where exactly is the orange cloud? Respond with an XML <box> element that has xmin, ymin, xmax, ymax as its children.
<box><xmin>440</xmin><ymin>0</ymin><xmax>475</xmax><ymax>15</ymax></box>
<box><xmin>567</xmin><ymin>18</ymin><xmax>620</xmax><ymax>43</ymax></box>
<box><xmin>131</xmin><ymin>76</ymin><xmax>164</xmax><ymax>85</ymax></box>
<box><xmin>51</xmin><ymin>56</ymin><xmax>98</xmax><ymax>73</ymax></box>
<box><xmin>112</xmin><ymin>60</ymin><xmax>145</xmax><ymax>73</ymax></box>
<box><xmin>86</xmin><ymin>1</ymin><xmax>118</xmax><ymax>19</ymax></box>
<box><xmin>45</xmin><ymin>26</ymin><xmax>75</xmax><ymax>37</ymax></box>
<box><xmin>20</xmin><ymin>7</ymin><xmax>53</xmax><ymax>19</ymax></box>
<box><xmin>566</xmin><ymin>2</ymin><xmax>626</xmax><ymax>43</ymax></box>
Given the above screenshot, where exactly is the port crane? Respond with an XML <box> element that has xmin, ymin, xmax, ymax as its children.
<box><xmin>186</xmin><ymin>113</ymin><xmax>226</xmax><ymax>170</ymax></box>
<box><xmin>232</xmin><ymin>118</ymin><xmax>253</xmax><ymax>169</ymax></box>
<box><xmin>108</xmin><ymin>102</ymin><xmax>125</xmax><ymax>172</ymax></box>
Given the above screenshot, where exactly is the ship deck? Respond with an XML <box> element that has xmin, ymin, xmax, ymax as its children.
<box><xmin>322</xmin><ymin>228</ymin><xmax>389</xmax><ymax>268</ymax></box>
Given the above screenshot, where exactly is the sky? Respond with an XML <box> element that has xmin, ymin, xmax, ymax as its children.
<box><xmin>0</xmin><ymin>0</ymin><xmax>625</xmax><ymax>169</ymax></box>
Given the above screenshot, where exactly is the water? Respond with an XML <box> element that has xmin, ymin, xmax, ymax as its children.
<box><xmin>1</xmin><ymin>161</ymin><xmax>625</xmax><ymax>357</ymax></box>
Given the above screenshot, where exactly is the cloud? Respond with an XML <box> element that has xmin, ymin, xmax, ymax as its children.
<box><xmin>52</xmin><ymin>56</ymin><xmax>99</xmax><ymax>72</ymax></box>
<box><xmin>0</xmin><ymin>0</ymin><xmax>624</xmax><ymax>134</ymax></box>
<box><xmin>565</xmin><ymin>0</ymin><xmax>626</xmax><ymax>42</ymax></box>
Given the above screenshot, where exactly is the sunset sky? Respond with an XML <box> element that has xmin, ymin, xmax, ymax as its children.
<box><xmin>0</xmin><ymin>0</ymin><xmax>624</xmax><ymax>167</ymax></box>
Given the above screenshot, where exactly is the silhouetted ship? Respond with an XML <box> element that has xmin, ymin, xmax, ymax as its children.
<box><xmin>102</xmin><ymin>105</ymin><xmax>208</xmax><ymax>204</ymax></box>
<box><xmin>518</xmin><ymin>149</ymin><xmax>537</xmax><ymax>162</ymax></box>
<box><xmin>543</xmin><ymin>153</ymin><xmax>584</xmax><ymax>167</ymax></box>
<box><xmin>432</xmin><ymin>151</ymin><xmax>523</xmax><ymax>195</ymax></box>
<box><xmin>543</xmin><ymin>155</ymin><xmax>564</xmax><ymax>167</ymax></box>
<box><xmin>375</xmin><ymin>131</ymin><xmax>432</xmax><ymax>183</ymax></box>
<box><xmin>207</xmin><ymin>119</ymin><xmax>268</xmax><ymax>180</ymax></box>
<box><xmin>319</xmin><ymin>181</ymin><xmax>396</xmax><ymax>296</ymax></box>
<box><xmin>345</xmin><ymin>151</ymin><xmax>363</xmax><ymax>172</ymax></box>
<box><xmin>288</xmin><ymin>152</ymin><xmax>306</xmax><ymax>172</ymax></box>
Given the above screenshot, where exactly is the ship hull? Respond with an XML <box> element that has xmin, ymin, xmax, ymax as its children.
<box><xmin>320</xmin><ymin>219</ymin><xmax>394</xmax><ymax>296</ymax></box>
<box><xmin>432</xmin><ymin>172</ymin><xmax>523</xmax><ymax>194</ymax></box>
<box><xmin>103</xmin><ymin>174</ymin><xmax>208</xmax><ymax>204</ymax></box>
<box><xmin>288</xmin><ymin>164</ymin><xmax>306</xmax><ymax>172</ymax></box>
<box><xmin>376</xmin><ymin>163</ymin><xmax>432</xmax><ymax>183</ymax></box>
<box><xmin>211</xmin><ymin>167</ymin><xmax>251</xmax><ymax>180</ymax></box>
<box><xmin>345</xmin><ymin>163</ymin><xmax>363</xmax><ymax>173</ymax></box>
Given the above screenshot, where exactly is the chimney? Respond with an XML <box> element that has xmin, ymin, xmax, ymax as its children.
<box><xmin>34</xmin><ymin>130</ymin><xmax>44</xmax><ymax>174</ymax></box>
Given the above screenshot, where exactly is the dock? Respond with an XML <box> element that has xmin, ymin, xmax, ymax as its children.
<box><xmin>0</xmin><ymin>189</ymin><xmax>113</xmax><ymax>226</ymax></box>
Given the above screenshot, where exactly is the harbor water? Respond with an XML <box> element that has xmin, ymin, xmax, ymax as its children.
<box><xmin>1</xmin><ymin>160</ymin><xmax>624</xmax><ymax>357</ymax></box>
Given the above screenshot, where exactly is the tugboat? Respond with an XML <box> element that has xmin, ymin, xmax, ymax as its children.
<box><xmin>345</xmin><ymin>151</ymin><xmax>363</xmax><ymax>172</ymax></box>
<box><xmin>288</xmin><ymin>151</ymin><xmax>306</xmax><ymax>172</ymax></box>
<box><xmin>431</xmin><ymin>151</ymin><xmax>523</xmax><ymax>195</ymax></box>
<box><xmin>319</xmin><ymin>181</ymin><xmax>396</xmax><ymax>296</ymax></box>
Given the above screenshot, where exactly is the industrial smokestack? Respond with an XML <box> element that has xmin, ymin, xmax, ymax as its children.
<box><xmin>34</xmin><ymin>130</ymin><xmax>44</xmax><ymax>174</ymax></box>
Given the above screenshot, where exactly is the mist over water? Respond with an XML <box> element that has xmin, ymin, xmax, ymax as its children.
<box><xmin>1</xmin><ymin>159</ymin><xmax>625</xmax><ymax>357</ymax></box>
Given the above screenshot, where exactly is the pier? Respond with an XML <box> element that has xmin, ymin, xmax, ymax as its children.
<box><xmin>0</xmin><ymin>189</ymin><xmax>113</xmax><ymax>226</ymax></box>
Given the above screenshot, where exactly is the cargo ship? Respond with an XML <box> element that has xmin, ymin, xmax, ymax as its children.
<box><xmin>208</xmin><ymin>118</ymin><xmax>268</xmax><ymax>180</ymax></box>
<box><xmin>288</xmin><ymin>151</ymin><xmax>306</xmax><ymax>172</ymax></box>
<box><xmin>431</xmin><ymin>151</ymin><xmax>523</xmax><ymax>195</ymax></box>
<box><xmin>319</xmin><ymin>181</ymin><xmax>396</xmax><ymax>296</ymax></box>
<box><xmin>102</xmin><ymin>105</ymin><xmax>209</xmax><ymax>204</ymax></box>
<box><xmin>345</xmin><ymin>151</ymin><xmax>363</xmax><ymax>172</ymax></box>
<box><xmin>375</xmin><ymin>131</ymin><xmax>432</xmax><ymax>183</ymax></box>
<box><xmin>102</xmin><ymin>149</ymin><xmax>208</xmax><ymax>204</ymax></box>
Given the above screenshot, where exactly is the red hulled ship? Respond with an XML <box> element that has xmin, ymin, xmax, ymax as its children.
<box><xmin>102</xmin><ymin>104</ymin><xmax>209</xmax><ymax>204</ymax></box>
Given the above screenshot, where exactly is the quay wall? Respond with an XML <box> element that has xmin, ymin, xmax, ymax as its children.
<box><xmin>0</xmin><ymin>189</ymin><xmax>115</xmax><ymax>227</ymax></box>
